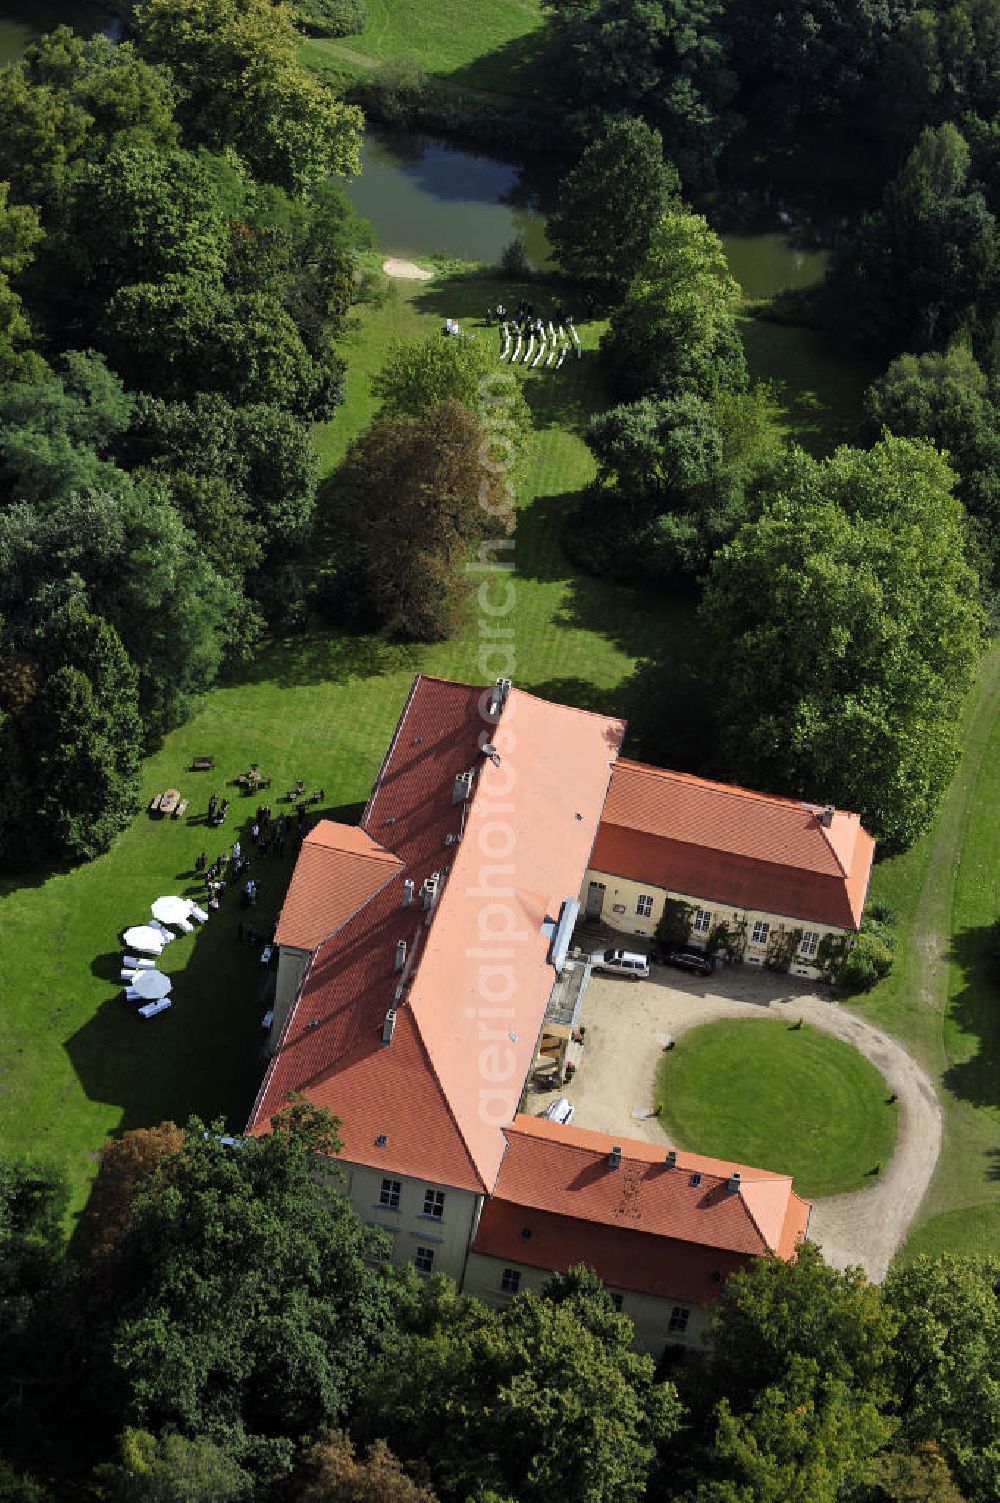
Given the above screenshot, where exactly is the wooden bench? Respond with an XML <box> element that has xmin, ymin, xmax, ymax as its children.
<box><xmin>149</xmin><ymin>793</ymin><xmax>163</xmax><ymax>814</ymax></box>
<box><xmin>172</xmin><ymin>798</ymin><xmax>189</xmax><ymax>820</ymax></box>
<box><xmin>191</xmin><ymin>756</ymin><xmax>215</xmax><ymax>772</ymax></box>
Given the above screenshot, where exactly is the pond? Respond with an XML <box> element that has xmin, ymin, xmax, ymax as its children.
<box><xmin>344</xmin><ymin>128</ymin><xmax>873</xmax><ymax>451</ymax></box>
<box><xmin>0</xmin><ymin>1</ymin><xmax>114</xmax><ymax>64</ymax></box>
<box><xmin>343</xmin><ymin>128</ymin><xmax>554</xmax><ymax>270</ymax></box>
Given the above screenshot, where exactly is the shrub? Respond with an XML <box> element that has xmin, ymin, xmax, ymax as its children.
<box><xmin>655</xmin><ymin>898</ymin><xmax>692</xmax><ymax>947</ymax></box>
<box><xmin>295</xmin><ymin>0</ymin><xmax>368</xmax><ymax>36</ymax></box>
<box><xmin>500</xmin><ymin>236</ymin><xmax>532</xmax><ymax>279</ymax></box>
<box><xmin>366</xmin><ymin>57</ymin><xmax>429</xmax><ymax>126</ymax></box>
<box><xmin>840</xmin><ymin>932</ymin><xmax>895</xmax><ymax>993</ymax></box>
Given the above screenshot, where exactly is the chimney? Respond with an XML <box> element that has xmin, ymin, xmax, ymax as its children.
<box><xmin>489</xmin><ymin>677</ymin><xmax>512</xmax><ymax>716</ymax></box>
<box><xmin>381</xmin><ymin>1009</ymin><xmax>396</xmax><ymax>1046</ymax></box>
<box><xmin>402</xmin><ymin>878</ymin><xmax>414</xmax><ymax>907</ymax></box>
<box><xmin>394</xmin><ymin>940</ymin><xmax>407</xmax><ymax>973</ymax></box>
<box><xmin>607</xmin><ymin>1145</ymin><xmax>622</xmax><ymax>1171</ymax></box>
<box><xmin>453</xmin><ymin>769</ymin><xmax>473</xmax><ymax>804</ymax></box>
<box><xmin>818</xmin><ymin>804</ymin><xmax>835</xmax><ymax>828</ymax></box>
<box><xmin>727</xmin><ymin>1170</ymin><xmax>742</xmax><ymax>1195</ymax></box>
<box><xmin>421</xmin><ymin>873</ymin><xmax>440</xmax><ymax>910</ymax></box>
<box><xmin>665</xmin><ymin>1149</ymin><xmax>677</xmax><ymax>1169</ymax></box>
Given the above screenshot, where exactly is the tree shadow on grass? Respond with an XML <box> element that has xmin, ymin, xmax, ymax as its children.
<box><xmin>217</xmin><ymin>624</ymin><xmax>424</xmax><ymax>691</ymax></box>
<box><xmin>64</xmin><ymin>814</ymin><xmax>314</xmax><ymax>1160</ymax></box>
<box><xmin>941</xmin><ymin>923</ymin><xmax>1000</xmax><ymax>1111</ymax></box>
<box><xmin>439</xmin><ymin>27</ymin><xmax>564</xmax><ymax>106</ymax></box>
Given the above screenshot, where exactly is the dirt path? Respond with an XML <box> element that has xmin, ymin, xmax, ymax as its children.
<box><xmin>382</xmin><ymin>257</ymin><xmax>434</xmax><ymax>280</ymax></box>
<box><xmin>561</xmin><ymin>971</ymin><xmax>942</xmax><ymax>1280</ymax></box>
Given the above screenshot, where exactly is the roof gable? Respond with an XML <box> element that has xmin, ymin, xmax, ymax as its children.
<box><xmin>595</xmin><ymin>761</ymin><xmax>874</xmax><ymax>929</ymax></box>
<box><xmin>274</xmin><ymin>822</ymin><xmax>402</xmax><ymax>950</ymax></box>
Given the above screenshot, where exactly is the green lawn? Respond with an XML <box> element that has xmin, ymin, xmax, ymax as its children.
<box><xmin>656</xmin><ymin>1019</ymin><xmax>899</xmax><ymax>1198</ymax></box>
<box><xmin>853</xmin><ymin>649</ymin><xmax>1000</xmax><ymax>1259</ymax></box>
<box><xmin>0</xmin><ymin>267</ymin><xmax>697</xmax><ymax>1220</ymax></box>
<box><xmin>302</xmin><ymin>0</ymin><xmax>551</xmax><ymax>100</ymax></box>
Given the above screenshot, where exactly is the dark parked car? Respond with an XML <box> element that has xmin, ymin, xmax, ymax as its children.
<box><xmin>654</xmin><ymin>945</ymin><xmax>714</xmax><ymax>977</ymax></box>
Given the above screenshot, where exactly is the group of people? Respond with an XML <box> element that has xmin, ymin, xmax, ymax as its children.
<box><xmin>207</xmin><ymin>793</ymin><xmax>230</xmax><ymax>827</ymax></box>
<box><xmin>486</xmin><ymin>300</ymin><xmax>573</xmax><ymax>333</ymax></box>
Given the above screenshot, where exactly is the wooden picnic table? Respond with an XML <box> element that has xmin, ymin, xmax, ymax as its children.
<box><xmin>158</xmin><ymin>788</ymin><xmax>181</xmax><ymax>816</ymax></box>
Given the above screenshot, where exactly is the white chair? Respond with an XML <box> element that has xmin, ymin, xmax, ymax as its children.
<box><xmin>138</xmin><ymin>998</ymin><xmax>172</xmax><ymax>1019</ymax></box>
<box><xmin>190</xmin><ymin>905</ymin><xmax>209</xmax><ymax>923</ymax></box>
<box><xmin>175</xmin><ymin>917</ymin><xmax>194</xmax><ymax>933</ymax></box>
<box><xmin>120</xmin><ymin>968</ymin><xmax>138</xmax><ymax>985</ymax></box>
<box><xmin>512</xmin><ymin>333</ymin><xmax>522</xmax><ymax>363</ymax></box>
<box><xmin>124</xmin><ymin>986</ymin><xmax>143</xmax><ymax>1002</ymax></box>
<box><xmin>524</xmin><ymin>334</ymin><xmax>535</xmax><ymax>364</ymax></box>
<box><xmin>555</xmin><ymin>347</ymin><xmax>567</xmax><ymax>370</ymax></box>
<box><xmin>150</xmin><ymin>920</ymin><xmax>175</xmax><ymax>942</ymax></box>
<box><xmin>532</xmin><ymin>339</ymin><xmax>546</xmax><ymax>368</ymax></box>
<box><xmin>261</xmin><ymin>1009</ymin><xmax>274</xmax><ymax>1030</ymax></box>
<box><xmin>546</xmin><ymin>343</ymin><xmax>559</xmax><ymax>367</ymax></box>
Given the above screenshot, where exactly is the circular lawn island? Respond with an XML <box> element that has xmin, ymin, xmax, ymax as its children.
<box><xmin>655</xmin><ymin>1018</ymin><xmax>898</xmax><ymax>1198</ymax></box>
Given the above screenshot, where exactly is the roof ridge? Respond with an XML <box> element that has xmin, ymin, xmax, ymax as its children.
<box><xmin>616</xmin><ymin>758</ymin><xmax>837</xmax><ymax>815</ymax></box>
<box><xmin>733</xmin><ymin>1186</ymin><xmax>775</xmax><ymax>1255</ymax></box>
<box><xmin>512</xmin><ymin>683</ymin><xmax>628</xmax><ymax>730</ymax></box>
<box><xmin>408</xmin><ymin>1006</ymin><xmax>488</xmax><ymax>1193</ymax></box>
<box><xmin>360</xmin><ymin>674</ymin><xmax>424</xmax><ymax>831</ymax></box>
<box><xmin>816</xmin><ymin>817</ymin><xmax>851</xmax><ymax>879</ymax></box>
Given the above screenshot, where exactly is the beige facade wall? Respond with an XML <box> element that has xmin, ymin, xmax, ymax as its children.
<box><xmin>462</xmin><ymin>1251</ymin><xmax>712</xmax><ymax>1355</ymax></box>
<box><xmin>336</xmin><ymin>1161</ymin><xmax>483</xmax><ymax>1285</ymax></box>
<box><xmin>582</xmin><ymin>867</ymin><xmax>845</xmax><ymax>979</ymax></box>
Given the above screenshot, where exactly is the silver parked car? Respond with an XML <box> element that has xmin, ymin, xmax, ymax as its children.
<box><xmin>592</xmin><ymin>948</ymin><xmax>650</xmax><ymax>981</ymax></box>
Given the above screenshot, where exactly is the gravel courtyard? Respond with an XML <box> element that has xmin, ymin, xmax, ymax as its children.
<box><xmin>532</xmin><ymin>962</ymin><xmax>941</xmax><ymax>1280</ymax></box>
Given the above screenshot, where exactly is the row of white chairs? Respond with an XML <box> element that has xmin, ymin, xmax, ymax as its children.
<box><xmin>498</xmin><ymin>322</ymin><xmax>577</xmax><ymax>368</ymax></box>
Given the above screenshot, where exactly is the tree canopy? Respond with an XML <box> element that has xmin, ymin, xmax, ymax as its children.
<box><xmin>547</xmin><ymin>118</ymin><xmax>680</xmax><ymax>290</ymax></box>
<box><xmin>699</xmin><ymin>436</ymin><xmax>984</xmax><ymax>848</ymax></box>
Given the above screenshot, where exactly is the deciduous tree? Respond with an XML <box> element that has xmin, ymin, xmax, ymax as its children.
<box><xmin>700</xmin><ymin>437</ymin><xmax>984</xmax><ymax>848</ymax></box>
<box><xmin>547</xmin><ymin>119</ymin><xmax>679</xmax><ymax>290</ymax></box>
<box><xmin>134</xmin><ymin>0</ymin><xmax>363</xmax><ymax>192</ymax></box>
<box><xmin>602</xmin><ymin>210</ymin><xmax>746</xmax><ymax>403</ymax></box>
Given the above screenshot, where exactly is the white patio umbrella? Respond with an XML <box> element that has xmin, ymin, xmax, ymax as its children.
<box><xmin>130</xmin><ymin>969</ymin><xmax>172</xmax><ymax>1001</ymax></box>
<box><xmin>151</xmin><ymin>895</ymin><xmax>193</xmax><ymax>925</ymax></box>
<box><xmin>123</xmin><ymin>925</ymin><xmax>166</xmax><ymax>955</ymax></box>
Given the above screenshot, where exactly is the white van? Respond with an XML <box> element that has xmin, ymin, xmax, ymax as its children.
<box><xmin>541</xmin><ymin>1096</ymin><xmax>575</xmax><ymax>1125</ymax></box>
<box><xmin>592</xmin><ymin>948</ymin><xmax>650</xmax><ymax>981</ymax></box>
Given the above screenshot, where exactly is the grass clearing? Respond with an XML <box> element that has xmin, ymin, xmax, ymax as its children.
<box><xmin>301</xmin><ymin>0</ymin><xmax>551</xmax><ymax>100</ymax></box>
<box><xmin>856</xmin><ymin>648</ymin><xmax>1000</xmax><ymax>1259</ymax></box>
<box><xmin>656</xmin><ymin>1018</ymin><xmax>898</xmax><ymax>1198</ymax></box>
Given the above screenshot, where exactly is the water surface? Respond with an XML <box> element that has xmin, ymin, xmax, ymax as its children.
<box><xmin>0</xmin><ymin>1</ymin><xmax>113</xmax><ymax>63</ymax></box>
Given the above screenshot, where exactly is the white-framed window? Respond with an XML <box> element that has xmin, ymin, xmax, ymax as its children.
<box><xmin>379</xmin><ymin>1178</ymin><xmax>401</xmax><ymax>1209</ymax></box>
<box><xmin>500</xmin><ymin>1267</ymin><xmax>521</xmax><ymax>1295</ymax></box>
<box><xmin>692</xmin><ymin>908</ymin><xmax>712</xmax><ymax>933</ymax></box>
<box><xmin>799</xmin><ymin>931</ymin><xmax>820</xmax><ymax>958</ymax></box>
<box><xmin>636</xmin><ymin>893</ymin><xmax>654</xmax><ymax>918</ymax></box>
<box><xmin>668</xmin><ymin>1305</ymin><xmax>690</xmax><ymax>1334</ymax></box>
<box><xmin>422</xmin><ymin>1188</ymin><xmax>446</xmax><ymax>1220</ymax></box>
<box><xmin>414</xmin><ymin>1246</ymin><xmax>435</xmax><ymax>1275</ymax></box>
<box><xmin>751</xmin><ymin>920</ymin><xmax>770</xmax><ymax>947</ymax></box>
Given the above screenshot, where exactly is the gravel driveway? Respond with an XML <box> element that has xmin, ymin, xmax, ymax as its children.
<box><xmin>535</xmin><ymin>964</ymin><xmax>941</xmax><ymax>1281</ymax></box>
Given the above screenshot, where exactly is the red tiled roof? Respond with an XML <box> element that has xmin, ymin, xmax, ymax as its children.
<box><xmin>593</xmin><ymin>760</ymin><xmax>874</xmax><ymax>930</ymax></box>
<box><xmin>274</xmin><ymin>822</ymin><xmax>401</xmax><ymax>950</ymax></box>
<box><xmin>472</xmin><ymin>1117</ymin><xmax>810</xmax><ymax>1300</ymax></box>
<box><xmin>247</xmin><ymin>677</ymin><xmax>625</xmax><ymax>1193</ymax></box>
<box><xmin>471</xmin><ymin>1200</ymin><xmax>754</xmax><ymax>1305</ymax></box>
